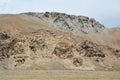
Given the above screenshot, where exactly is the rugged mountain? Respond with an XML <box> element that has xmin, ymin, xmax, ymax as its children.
<box><xmin>0</xmin><ymin>12</ymin><xmax>120</xmax><ymax>70</ymax></box>
<box><xmin>22</xmin><ymin>12</ymin><xmax>105</xmax><ymax>34</ymax></box>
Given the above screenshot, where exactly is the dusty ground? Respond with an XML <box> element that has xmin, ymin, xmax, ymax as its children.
<box><xmin>0</xmin><ymin>70</ymin><xmax>120</xmax><ymax>80</ymax></box>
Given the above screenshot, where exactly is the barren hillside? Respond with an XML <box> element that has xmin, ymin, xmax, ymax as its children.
<box><xmin>0</xmin><ymin>12</ymin><xmax>120</xmax><ymax>70</ymax></box>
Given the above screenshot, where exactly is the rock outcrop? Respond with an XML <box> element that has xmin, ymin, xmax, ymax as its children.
<box><xmin>0</xmin><ymin>12</ymin><xmax>120</xmax><ymax>70</ymax></box>
<box><xmin>76</xmin><ymin>40</ymin><xmax>105</xmax><ymax>59</ymax></box>
<box><xmin>53</xmin><ymin>42</ymin><xmax>74</xmax><ymax>59</ymax></box>
<box><xmin>23</xmin><ymin>12</ymin><xmax>105</xmax><ymax>35</ymax></box>
<box><xmin>0</xmin><ymin>30</ymin><xmax>120</xmax><ymax>70</ymax></box>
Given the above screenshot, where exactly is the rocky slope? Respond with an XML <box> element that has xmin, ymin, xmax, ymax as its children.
<box><xmin>0</xmin><ymin>12</ymin><xmax>120</xmax><ymax>70</ymax></box>
<box><xmin>22</xmin><ymin>12</ymin><xmax>105</xmax><ymax>34</ymax></box>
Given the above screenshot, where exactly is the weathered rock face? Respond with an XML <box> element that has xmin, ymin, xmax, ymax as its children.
<box><xmin>0</xmin><ymin>12</ymin><xmax>120</xmax><ymax>70</ymax></box>
<box><xmin>23</xmin><ymin>12</ymin><xmax>105</xmax><ymax>34</ymax></box>
<box><xmin>0</xmin><ymin>31</ymin><xmax>10</xmax><ymax>40</ymax></box>
<box><xmin>0</xmin><ymin>30</ymin><xmax>120</xmax><ymax>70</ymax></box>
<box><xmin>76</xmin><ymin>40</ymin><xmax>105</xmax><ymax>59</ymax></box>
<box><xmin>53</xmin><ymin>42</ymin><xmax>74</xmax><ymax>59</ymax></box>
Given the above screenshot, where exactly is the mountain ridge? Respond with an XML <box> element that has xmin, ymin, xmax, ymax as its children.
<box><xmin>22</xmin><ymin>12</ymin><xmax>105</xmax><ymax>34</ymax></box>
<box><xmin>0</xmin><ymin>12</ymin><xmax>120</xmax><ymax>70</ymax></box>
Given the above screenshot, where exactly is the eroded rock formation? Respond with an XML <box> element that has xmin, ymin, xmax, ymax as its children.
<box><xmin>0</xmin><ymin>12</ymin><xmax>120</xmax><ymax>70</ymax></box>
<box><xmin>23</xmin><ymin>12</ymin><xmax>105</xmax><ymax>34</ymax></box>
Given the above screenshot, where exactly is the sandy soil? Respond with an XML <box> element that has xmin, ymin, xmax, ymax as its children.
<box><xmin>0</xmin><ymin>70</ymin><xmax>120</xmax><ymax>80</ymax></box>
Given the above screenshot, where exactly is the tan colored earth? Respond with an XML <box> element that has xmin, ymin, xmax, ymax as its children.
<box><xmin>0</xmin><ymin>12</ymin><xmax>120</xmax><ymax>79</ymax></box>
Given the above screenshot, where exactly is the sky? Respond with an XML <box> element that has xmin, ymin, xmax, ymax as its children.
<box><xmin>0</xmin><ymin>0</ymin><xmax>120</xmax><ymax>28</ymax></box>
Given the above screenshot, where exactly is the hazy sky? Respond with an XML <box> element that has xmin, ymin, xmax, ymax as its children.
<box><xmin>0</xmin><ymin>0</ymin><xmax>120</xmax><ymax>28</ymax></box>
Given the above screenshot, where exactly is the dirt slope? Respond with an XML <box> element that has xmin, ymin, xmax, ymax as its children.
<box><xmin>0</xmin><ymin>13</ymin><xmax>120</xmax><ymax>70</ymax></box>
